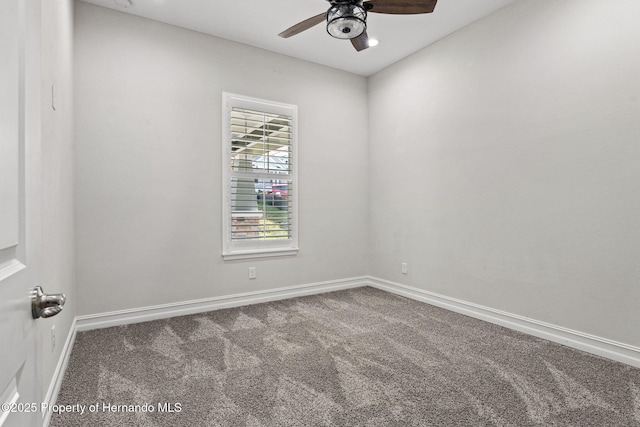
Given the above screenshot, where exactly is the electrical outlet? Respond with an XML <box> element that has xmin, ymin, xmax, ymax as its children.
<box><xmin>50</xmin><ymin>325</ymin><xmax>56</xmax><ymax>352</ymax></box>
<box><xmin>248</xmin><ymin>267</ymin><xmax>256</xmax><ymax>280</ymax></box>
<box><xmin>401</xmin><ymin>262</ymin><xmax>408</xmax><ymax>275</ymax></box>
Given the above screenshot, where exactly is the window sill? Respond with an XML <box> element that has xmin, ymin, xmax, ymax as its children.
<box><xmin>222</xmin><ymin>247</ymin><xmax>299</xmax><ymax>261</ymax></box>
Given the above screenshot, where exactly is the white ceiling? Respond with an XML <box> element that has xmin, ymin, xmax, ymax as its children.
<box><xmin>81</xmin><ymin>0</ymin><xmax>517</xmax><ymax>76</ymax></box>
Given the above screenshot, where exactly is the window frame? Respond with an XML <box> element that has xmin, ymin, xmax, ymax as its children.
<box><xmin>221</xmin><ymin>92</ymin><xmax>299</xmax><ymax>261</ymax></box>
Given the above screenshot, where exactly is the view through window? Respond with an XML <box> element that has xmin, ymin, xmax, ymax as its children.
<box><xmin>222</xmin><ymin>94</ymin><xmax>298</xmax><ymax>259</ymax></box>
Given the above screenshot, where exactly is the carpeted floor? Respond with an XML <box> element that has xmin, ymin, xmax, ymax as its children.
<box><xmin>51</xmin><ymin>287</ymin><xmax>640</xmax><ymax>426</ymax></box>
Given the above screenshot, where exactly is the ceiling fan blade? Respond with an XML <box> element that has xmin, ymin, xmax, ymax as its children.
<box><xmin>351</xmin><ymin>31</ymin><xmax>369</xmax><ymax>52</ymax></box>
<box><xmin>364</xmin><ymin>0</ymin><xmax>437</xmax><ymax>14</ymax></box>
<box><xmin>278</xmin><ymin>12</ymin><xmax>326</xmax><ymax>38</ymax></box>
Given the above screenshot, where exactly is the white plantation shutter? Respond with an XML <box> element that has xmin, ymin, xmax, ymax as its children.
<box><xmin>222</xmin><ymin>94</ymin><xmax>298</xmax><ymax>260</ymax></box>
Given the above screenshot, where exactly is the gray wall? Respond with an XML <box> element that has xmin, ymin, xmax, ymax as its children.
<box><xmin>41</xmin><ymin>0</ymin><xmax>76</xmax><ymax>398</ymax></box>
<box><xmin>74</xmin><ymin>2</ymin><xmax>369</xmax><ymax>315</ymax></box>
<box><xmin>74</xmin><ymin>0</ymin><xmax>640</xmax><ymax>351</ymax></box>
<box><xmin>368</xmin><ymin>0</ymin><xmax>640</xmax><ymax>347</ymax></box>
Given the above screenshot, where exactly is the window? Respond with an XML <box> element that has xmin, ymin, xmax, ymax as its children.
<box><xmin>222</xmin><ymin>93</ymin><xmax>298</xmax><ymax>260</ymax></box>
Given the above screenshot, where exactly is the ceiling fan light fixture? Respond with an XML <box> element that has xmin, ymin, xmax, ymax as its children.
<box><xmin>326</xmin><ymin>3</ymin><xmax>367</xmax><ymax>40</ymax></box>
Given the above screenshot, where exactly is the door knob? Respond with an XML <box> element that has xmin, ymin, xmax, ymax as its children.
<box><xmin>31</xmin><ymin>286</ymin><xmax>66</xmax><ymax>319</ymax></box>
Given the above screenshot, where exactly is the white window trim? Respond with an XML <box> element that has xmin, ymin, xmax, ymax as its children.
<box><xmin>221</xmin><ymin>92</ymin><xmax>299</xmax><ymax>261</ymax></box>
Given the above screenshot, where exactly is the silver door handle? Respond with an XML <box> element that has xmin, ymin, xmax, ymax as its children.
<box><xmin>31</xmin><ymin>286</ymin><xmax>66</xmax><ymax>319</ymax></box>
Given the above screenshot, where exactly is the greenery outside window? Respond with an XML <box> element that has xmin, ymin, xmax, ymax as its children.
<box><xmin>222</xmin><ymin>93</ymin><xmax>298</xmax><ymax>260</ymax></box>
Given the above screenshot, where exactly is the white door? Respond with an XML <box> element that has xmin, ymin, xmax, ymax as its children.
<box><xmin>1</xmin><ymin>1</ymin><xmax>43</xmax><ymax>426</ymax></box>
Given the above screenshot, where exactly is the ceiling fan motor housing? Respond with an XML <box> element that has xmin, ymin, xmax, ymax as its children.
<box><xmin>326</xmin><ymin>1</ymin><xmax>367</xmax><ymax>39</ymax></box>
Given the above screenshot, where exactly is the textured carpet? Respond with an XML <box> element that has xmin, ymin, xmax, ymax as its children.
<box><xmin>51</xmin><ymin>287</ymin><xmax>640</xmax><ymax>426</ymax></box>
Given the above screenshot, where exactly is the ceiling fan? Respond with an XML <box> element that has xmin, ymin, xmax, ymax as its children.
<box><xmin>278</xmin><ymin>0</ymin><xmax>438</xmax><ymax>52</ymax></box>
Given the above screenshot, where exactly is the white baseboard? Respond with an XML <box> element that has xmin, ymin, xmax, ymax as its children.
<box><xmin>366</xmin><ymin>276</ymin><xmax>640</xmax><ymax>369</ymax></box>
<box><xmin>42</xmin><ymin>277</ymin><xmax>366</xmax><ymax>425</ymax></box>
<box><xmin>44</xmin><ymin>274</ymin><xmax>640</xmax><ymax>426</ymax></box>
<box><xmin>42</xmin><ymin>317</ymin><xmax>77</xmax><ymax>427</ymax></box>
<box><xmin>76</xmin><ymin>277</ymin><xmax>368</xmax><ymax>332</ymax></box>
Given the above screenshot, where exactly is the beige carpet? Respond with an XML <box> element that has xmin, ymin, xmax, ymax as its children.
<box><xmin>51</xmin><ymin>287</ymin><xmax>640</xmax><ymax>426</ymax></box>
